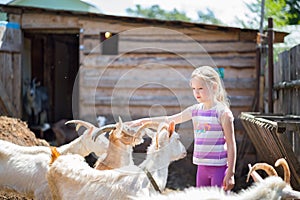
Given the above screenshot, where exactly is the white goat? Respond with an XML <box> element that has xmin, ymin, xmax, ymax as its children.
<box><xmin>57</xmin><ymin>120</ymin><xmax>109</xmax><ymax>156</ymax></box>
<box><xmin>46</xmin><ymin>121</ymin><xmax>187</xmax><ymax>200</ymax></box>
<box><xmin>92</xmin><ymin>117</ymin><xmax>144</xmax><ymax>170</ymax></box>
<box><xmin>0</xmin><ymin>120</ymin><xmax>109</xmax><ymax>200</ymax></box>
<box><xmin>132</xmin><ymin>158</ymin><xmax>300</xmax><ymax>200</ymax></box>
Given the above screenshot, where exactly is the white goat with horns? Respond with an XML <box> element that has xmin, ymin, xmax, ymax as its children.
<box><xmin>0</xmin><ymin>116</ymin><xmax>148</xmax><ymax>199</ymax></box>
<box><xmin>47</xmin><ymin>121</ymin><xmax>187</xmax><ymax>200</ymax></box>
<box><xmin>0</xmin><ymin>118</ymin><xmax>132</xmax><ymax>200</ymax></box>
<box><xmin>92</xmin><ymin>117</ymin><xmax>145</xmax><ymax>170</ymax></box>
<box><xmin>131</xmin><ymin>158</ymin><xmax>300</xmax><ymax>200</ymax></box>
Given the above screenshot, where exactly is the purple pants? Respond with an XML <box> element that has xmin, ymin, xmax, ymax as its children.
<box><xmin>196</xmin><ymin>165</ymin><xmax>227</xmax><ymax>187</ymax></box>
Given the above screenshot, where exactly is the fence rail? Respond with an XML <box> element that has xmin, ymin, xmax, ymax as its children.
<box><xmin>240</xmin><ymin>112</ymin><xmax>300</xmax><ymax>190</ymax></box>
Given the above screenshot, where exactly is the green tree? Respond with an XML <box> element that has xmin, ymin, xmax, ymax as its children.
<box><xmin>126</xmin><ymin>4</ymin><xmax>191</xmax><ymax>22</ymax></box>
<box><xmin>236</xmin><ymin>0</ymin><xmax>300</xmax><ymax>29</ymax></box>
<box><xmin>126</xmin><ymin>4</ymin><xmax>224</xmax><ymax>25</ymax></box>
<box><xmin>284</xmin><ymin>0</ymin><xmax>300</xmax><ymax>25</ymax></box>
<box><xmin>197</xmin><ymin>8</ymin><xmax>224</xmax><ymax>25</ymax></box>
<box><xmin>237</xmin><ymin>0</ymin><xmax>300</xmax><ymax>61</ymax></box>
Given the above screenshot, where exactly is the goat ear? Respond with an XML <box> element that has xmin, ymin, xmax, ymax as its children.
<box><xmin>115</xmin><ymin>116</ymin><xmax>124</xmax><ymax>138</ymax></box>
<box><xmin>168</xmin><ymin>121</ymin><xmax>175</xmax><ymax>137</ymax></box>
<box><xmin>32</xmin><ymin>77</ymin><xmax>41</xmax><ymax>86</ymax></box>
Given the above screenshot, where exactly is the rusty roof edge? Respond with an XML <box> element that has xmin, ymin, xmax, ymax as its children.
<box><xmin>0</xmin><ymin>4</ymin><xmax>289</xmax><ymax>42</ymax></box>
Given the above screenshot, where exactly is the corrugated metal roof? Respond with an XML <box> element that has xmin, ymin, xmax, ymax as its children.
<box><xmin>8</xmin><ymin>0</ymin><xmax>100</xmax><ymax>13</ymax></box>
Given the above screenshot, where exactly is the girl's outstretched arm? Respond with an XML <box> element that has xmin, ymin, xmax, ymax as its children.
<box><xmin>128</xmin><ymin>105</ymin><xmax>193</xmax><ymax>126</ymax></box>
<box><xmin>222</xmin><ymin>111</ymin><xmax>236</xmax><ymax>191</ymax></box>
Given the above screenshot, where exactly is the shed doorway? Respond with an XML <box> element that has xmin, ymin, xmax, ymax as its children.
<box><xmin>23</xmin><ymin>32</ymin><xmax>79</xmax><ymax>123</ymax></box>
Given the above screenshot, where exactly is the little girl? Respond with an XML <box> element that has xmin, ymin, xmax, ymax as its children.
<box><xmin>129</xmin><ymin>66</ymin><xmax>236</xmax><ymax>191</ymax></box>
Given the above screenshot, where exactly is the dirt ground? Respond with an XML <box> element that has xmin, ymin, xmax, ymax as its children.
<box><xmin>0</xmin><ymin>116</ymin><xmax>49</xmax><ymax>147</ymax></box>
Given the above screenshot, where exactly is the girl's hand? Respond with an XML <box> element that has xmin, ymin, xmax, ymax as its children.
<box><xmin>223</xmin><ymin>173</ymin><xmax>235</xmax><ymax>191</ymax></box>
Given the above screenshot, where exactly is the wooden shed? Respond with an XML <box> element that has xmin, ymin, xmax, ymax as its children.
<box><xmin>0</xmin><ymin>4</ymin><xmax>288</xmax><ymax>146</ymax></box>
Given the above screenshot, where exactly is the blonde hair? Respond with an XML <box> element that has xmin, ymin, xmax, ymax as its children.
<box><xmin>190</xmin><ymin>66</ymin><xmax>230</xmax><ymax>107</ymax></box>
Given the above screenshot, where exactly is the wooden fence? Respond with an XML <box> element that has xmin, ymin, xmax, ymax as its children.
<box><xmin>274</xmin><ymin>44</ymin><xmax>300</xmax><ymax>115</ymax></box>
<box><xmin>239</xmin><ymin>43</ymin><xmax>300</xmax><ymax>190</ymax></box>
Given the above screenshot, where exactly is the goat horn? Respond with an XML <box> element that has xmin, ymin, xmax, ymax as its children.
<box><xmin>136</xmin><ymin>122</ymin><xmax>160</xmax><ymax>137</ymax></box>
<box><xmin>246</xmin><ymin>163</ymin><xmax>278</xmax><ymax>183</ymax></box>
<box><xmin>118</xmin><ymin>116</ymin><xmax>123</xmax><ymax>124</ymax></box>
<box><xmin>247</xmin><ymin>164</ymin><xmax>263</xmax><ymax>182</ymax></box>
<box><xmin>114</xmin><ymin>116</ymin><xmax>124</xmax><ymax>137</ymax></box>
<box><xmin>65</xmin><ymin>120</ymin><xmax>95</xmax><ymax>131</ymax></box>
<box><xmin>275</xmin><ymin>158</ymin><xmax>290</xmax><ymax>184</ymax></box>
<box><xmin>92</xmin><ymin>124</ymin><xmax>116</xmax><ymax>141</ymax></box>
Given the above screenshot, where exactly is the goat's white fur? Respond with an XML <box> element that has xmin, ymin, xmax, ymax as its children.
<box><xmin>47</xmin><ymin>121</ymin><xmax>187</xmax><ymax>200</ymax></box>
<box><xmin>133</xmin><ymin>175</ymin><xmax>300</xmax><ymax>200</ymax></box>
<box><xmin>94</xmin><ymin>132</ymin><xmax>134</xmax><ymax>170</ymax></box>
<box><xmin>132</xmin><ymin>159</ymin><xmax>300</xmax><ymax>200</ymax></box>
<box><xmin>132</xmin><ymin>176</ymin><xmax>300</xmax><ymax>200</ymax></box>
<box><xmin>0</xmin><ymin>120</ymin><xmax>109</xmax><ymax>199</ymax></box>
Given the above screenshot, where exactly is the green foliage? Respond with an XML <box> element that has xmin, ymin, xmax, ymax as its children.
<box><xmin>266</xmin><ymin>0</ymin><xmax>289</xmax><ymax>27</ymax></box>
<box><xmin>235</xmin><ymin>0</ymin><xmax>300</xmax><ymax>60</ymax></box>
<box><xmin>126</xmin><ymin>4</ymin><xmax>225</xmax><ymax>25</ymax></box>
<box><xmin>286</xmin><ymin>0</ymin><xmax>300</xmax><ymax>24</ymax></box>
<box><xmin>235</xmin><ymin>1</ymin><xmax>261</xmax><ymax>29</ymax></box>
<box><xmin>126</xmin><ymin>4</ymin><xmax>191</xmax><ymax>22</ymax></box>
<box><xmin>236</xmin><ymin>0</ymin><xmax>300</xmax><ymax>29</ymax></box>
<box><xmin>197</xmin><ymin>8</ymin><xmax>224</xmax><ymax>25</ymax></box>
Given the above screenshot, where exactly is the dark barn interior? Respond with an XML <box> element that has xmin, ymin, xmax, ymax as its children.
<box><xmin>23</xmin><ymin>32</ymin><xmax>79</xmax><ymax>123</ymax></box>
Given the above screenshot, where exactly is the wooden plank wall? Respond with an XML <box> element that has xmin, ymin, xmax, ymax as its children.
<box><xmin>274</xmin><ymin>44</ymin><xmax>300</xmax><ymax>115</ymax></box>
<box><xmin>78</xmin><ymin>18</ymin><xmax>257</xmax><ymax>145</ymax></box>
<box><xmin>0</xmin><ymin>52</ymin><xmax>21</xmax><ymax>117</ymax></box>
<box><xmin>0</xmin><ymin>15</ymin><xmax>22</xmax><ymax>117</ymax></box>
<box><xmin>14</xmin><ymin>10</ymin><xmax>257</xmax><ymax>145</ymax></box>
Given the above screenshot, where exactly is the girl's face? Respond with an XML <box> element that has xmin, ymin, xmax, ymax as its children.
<box><xmin>190</xmin><ymin>77</ymin><xmax>213</xmax><ymax>104</ymax></box>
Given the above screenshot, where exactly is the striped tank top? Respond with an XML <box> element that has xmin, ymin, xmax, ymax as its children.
<box><xmin>192</xmin><ymin>104</ymin><xmax>228</xmax><ymax>166</ymax></box>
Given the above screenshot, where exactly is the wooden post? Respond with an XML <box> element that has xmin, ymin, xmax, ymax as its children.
<box><xmin>255</xmin><ymin>43</ymin><xmax>261</xmax><ymax>112</ymax></box>
<box><xmin>268</xmin><ymin>18</ymin><xmax>274</xmax><ymax>113</ymax></box>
